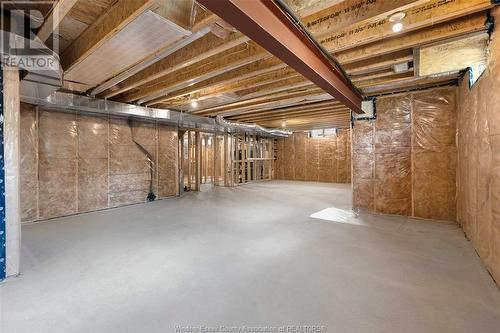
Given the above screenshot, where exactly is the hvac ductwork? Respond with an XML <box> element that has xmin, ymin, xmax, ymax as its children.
<box><xmin>215</xmin><ymin>115</ymin><xmax>292</xmax><ymax>137</ymax></box>
<box><xmin>21</xmin><ymin>91</ymin><xmax>291</xmax><ymax>137</ymax></box>
<box><xmin>0</xmin><ymin>30</ymin><xmax>63</xmax><ymax>99</ymax></box>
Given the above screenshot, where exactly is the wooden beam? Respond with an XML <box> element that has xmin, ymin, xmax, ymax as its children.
<box><xmin>103</xmin><ymin>32</ymin><xmax>249</xmax><ymax>99</ymax></box>
<box><xmin>258</xmin><ymin>112</ymin><xmax>351</xmax><ymax>123</ymax></box>
<box><xmin>120</xmin><ymin>2</ymin><xmax>488</xmax><ymax>108</ymax></box>
<box><xmin>230</xmin><ymin>102</ymin><xmax>343</xmax><ymax>121</ymax></box>
<box><xmin>158</xmin><ymin>67</ymin><xmax>299</xmax><ymax>107</ymax></box>
<box><xmin>122</xmin><ymin>42</ymin><xmax>269</xmax><ymax>103</ymax></box>
<box><xmin>150</xmin><ymin>59</ymin><xmax>287</xmax><ymax>106</ymax></box>
<box><xmin>261</xmin><ymin>117</ymin><xmax>351</xmax><ymax>128</ymax></box>
<box><xmin>239</xmin><ymin>109</ymin><xmax>350</xmax><ymax>123</ymax></box>
<box><xmin>103</xmin><ymin>0</ymin><xmax>403</xmax><ymax>101</ymax></box>
<box><xmin>320</xmin><ymin>0</ymin><xmax>492</xmax><ymax>53</ymax></box>
<box><xmin>188</xmin><ymin>0</ymin><xmax>363</xmax><ymax>112</ymax></box>
<box><xmin>194</xmin><ymin>88</ymin><xmax>326</xmax><ymax>116</ymax></box>
<box><xmin>344</xmin><ymin>50</ymin><xmax>414</xmax><ymax>75</ymax></box>
<box><xmin>306</xmin><ymin>0</ymin><xmax>429</xmax><ymax>37</ymax></box>
<box><xmin>336</xmin><ymin>12</ymin><xmax>488</xmax><ymax>64</ymax></box>
<box><xmin>356</xmin><ymin>71</ymin><xmax>415</xmax><ymax>88</ymax></box>
<box><xmin>37</xmin><ymin>0</ymin><xmax>79</xmax><ymax>42</ymax></box>
<box><xmin>362</xmin><ymin>72</ymin><xmax>459</xmax><ymax>95</ymax></box>
<box><xmin>351</xmin><ymin>67</ymin><xmax>414</xmax><ymax>82</ymax></box>
<box><xmin>61</xmin><ymin>0</ymin><xmax>155</xmax><ymax>72</ymax></box>
<box><xmin>200</xmin><ymin>91</ymin><xmax>333</xmax><ymax>117</ymax></box>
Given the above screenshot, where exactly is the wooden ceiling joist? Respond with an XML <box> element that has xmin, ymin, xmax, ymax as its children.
<box><xmin>305</xmin><ymin>0</ymin><xmax>430</xmax><ymax>37</ymax></box>
<box><xmin>320</xmin><ymin>0</ymin><xmax>492</xmax><ymax>53</ymax></box>
<box><xmin>238</xmin><ymin>109</ymin><xmax>351</xmax><ymax>123</ymax></box>
<box><xmin>197</xmin><ymin>0</ymin><xmax>363</xmax><ymax>113</ymax></box>
<box><xmin>226</xmin><ymin>100</ymin><xmax>342</xmax><ymax>119</ymax></box>
<box><xmin>27</xmin><ymin>0</ymin><xmax>493</xmax><ymax>131</ymax></box>
<box><xmin>103</xmin><ymin>32</ymin><xmax>250</xmax><ymax>99</ymax></box>
<box><xmin>37</xmin><ymin>0</ymin><xmax>79</xmax><ymax>42</ymax></box>
<box><xmin>344</xmin><ymin>50</ymin><xmax>414</xmax><ymax>76</ymax></box>
<box><xmin>204</xmin><ymin>92</ymin><xmax>333</xmax><ymax>117</ymax></box>
<box><xmin>336</xmin><ymin>12</ymin><xmax>488</xmax><ymax>64</ymax></box>
<box><xmin>123</xmin><ymin>42</ymin><xmax>269</xmax><ymax>103</ymax></box>
<box><xmin>150</xmin><ymin>59</ymin><xmax>288</xmax><ymax>107</ymax></box>
<box><xmin>231</xmin><ymin>105</ymin><xmax>345</xmax><ymax>122</ymax></box>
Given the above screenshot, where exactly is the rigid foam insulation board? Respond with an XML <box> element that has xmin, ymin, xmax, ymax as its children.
<box><xmin>456</xmin><ymin>7</ymin><xmax>500</xmax><ymax>286</ymax></box>
<box><xmin>352</xmin><ymin>86</ymin><xmax>457</xmax><ymax>220</ymax></box>
<box><xmin>19</xmin><ymin>103</ymin><xmax>179</xmax><ymax>223</ymax></box>
<box><xmin>276</xmin><ymin>131</ymin><xmax>351</xmax><ymax>184</ymax></box>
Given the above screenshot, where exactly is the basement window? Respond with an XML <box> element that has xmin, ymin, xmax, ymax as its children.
<box><xmin>310</xmin><ymin>128</ymin><xmax>337</xmax><ymax>138</ymax></box>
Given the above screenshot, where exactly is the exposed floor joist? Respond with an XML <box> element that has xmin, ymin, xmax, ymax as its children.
<box><xmin>24</xmin><ymin>0</ymin><xmax>493</xmax><ymax>130</ymax></box>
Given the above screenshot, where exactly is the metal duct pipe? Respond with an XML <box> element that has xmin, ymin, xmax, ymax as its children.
<box><xmin>20</xmin><ymin>90</ymin><xmax>289</xmax><ymax>137</ymax></box>
<box><xmin>90</xmin><ymin>26</ymin><xmax>211</xmax><ymax>96</ymax></box>
<box><xmin>0</xmin><ymin>30</ymin><xmax>63</xmax><ymax>99</ymax></box>
<box><xmin>215</xmin><ymin>115</ymin><xmax>292</xmax><ymax>137</ymax></box>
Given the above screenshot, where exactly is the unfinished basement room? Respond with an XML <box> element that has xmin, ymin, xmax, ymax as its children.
<box><xmin>1</xmin><ymin>0</ymin><xmax>500</xmax><ymax>332</ymax></box>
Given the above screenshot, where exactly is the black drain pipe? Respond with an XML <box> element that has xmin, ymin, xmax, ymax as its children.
<box><xmin>127</xmin><ymin>118</ymin><xmax>156</xmax><ymax>202</ymax></box>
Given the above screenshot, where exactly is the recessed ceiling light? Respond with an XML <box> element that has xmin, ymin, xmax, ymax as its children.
<box><xmin>389</xmin><ymin>11</ymin><xmax>406</xmax><ymax>22</ymax></box>
<box><xmin>191</xmin><ymin>100</ymin><xmax>198</xmax><ymax>108</ymax></box>
<box><xmin>392</xmin><ymin>22</ymin><xmax>403</xmax><ymax>33</ymax></box>
<box><xmin>389</xmin><ymin>11</ymin><xmax>406</xmax><ymax>33</ymax></box>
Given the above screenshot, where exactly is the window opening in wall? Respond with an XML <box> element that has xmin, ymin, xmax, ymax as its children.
<box><xmin>309</xmin><ymin>128</ymin><xmax>337</xmax><ymax>138</ymax></box>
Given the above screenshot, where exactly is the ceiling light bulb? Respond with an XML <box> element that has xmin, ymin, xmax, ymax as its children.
<box><xmin>392</xmin><ymin>22</ymin><xmax>403</xmax><ymax>33</ymax></box>
<box><xmin>281</xmin><ymin>120</ymin><xmax>287</xmax><ymax>128</ymax></box>
<box><xmin>191</xmin><ymin>100</ymin><xmax>198</xmax><ymax>108</ymax></box>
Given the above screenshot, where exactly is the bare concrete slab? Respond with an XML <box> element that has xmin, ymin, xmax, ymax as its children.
<box><xmin>1</xmin><ymin>181</ymin><xmax>499</xmax><ymax>333</ymax></box>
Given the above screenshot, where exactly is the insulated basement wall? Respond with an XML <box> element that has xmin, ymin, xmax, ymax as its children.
<box><xmin>456</xmin><ymin>7</ymin><xmax>500</xmax><ymax>285</ymax></box>
<box><xmin>20</xmin><ymin>103</ymin><xmax>179</xmax><ymax>223</ymax></box>
<box><xmin>276</xmin><ymin>129</ymin><xmax>351</xmax><ymax>183</ymax></box>
<box><xmin>352</xmin><ymin>86</ymin><xmax>457</xmax><ymax>221</ymax></box>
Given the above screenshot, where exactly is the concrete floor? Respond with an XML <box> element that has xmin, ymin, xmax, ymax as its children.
<box><xmin>1</xmin><ymin>181</ymin><xmax>499</xmax><ymax>333</ymax></box>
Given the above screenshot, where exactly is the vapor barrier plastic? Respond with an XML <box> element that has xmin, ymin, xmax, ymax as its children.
<box><xmin>276</xmin><ymin>129</ymin><xmax>351</xmax><ymax>184</ymax></box>
<box><xmin>412</xmin><ymin>89</ymin><xmax>457</xmax><ymax>221</ymax></box>
<box><xmin>352</xmin><ymin>86</ymin><xmax>457</xmax><ymax>221</ymax></box>
<box><xmin>20</xmin><ymin>103</ymin><xmax>179</xmax><ymax>223</ymax></box>
<box><xmin>456</xmin><ymin>8</ymin><xmax>500</xmax><ymax>286</ymax></box>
